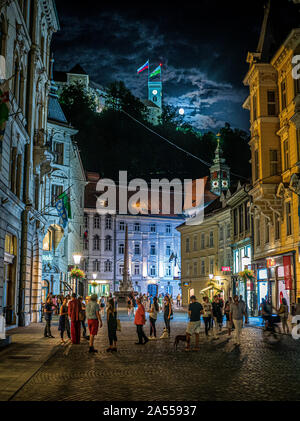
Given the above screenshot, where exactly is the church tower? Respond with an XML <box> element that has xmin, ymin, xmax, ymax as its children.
<box><xmin>148</xmin><ymin>81</ymin><xmax>162</xmax><ymax>108</ymax></box>
<box><xmin>210</xmin><ymin>133</ymin><xmax>230</xmax><ymax>195</ymax></box>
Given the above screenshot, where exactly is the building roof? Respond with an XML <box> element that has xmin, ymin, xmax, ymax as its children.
<box><xmin>47</xmin><ymin>84</ymin><xmax>68</xmax><ymax>124</ymax></box>
<box><xmin>68</xmin><ymin>64</ymin><xmax>88</xmax><ymax>75</ymax></box>
<box><xmin>142</xmin><ymin>99</ymin><xmax>160</xmax><ymax>109</ymax></box>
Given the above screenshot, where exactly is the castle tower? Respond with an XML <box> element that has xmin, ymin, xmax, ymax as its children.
<box><xmin>148</xmin><ymin>63</ymin><xmax>162</xmax><ymax>108</ymax></box>
<box><xmin>210</xmin><ymin>133</ymin><xmax>230</xmax><ymax>195</ymax></box>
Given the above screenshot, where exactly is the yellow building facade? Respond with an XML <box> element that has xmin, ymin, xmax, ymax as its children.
<box><xmin>243</xmin><ymin>27</ymin><xmax>300</xmax><ymax>308</ymax></box>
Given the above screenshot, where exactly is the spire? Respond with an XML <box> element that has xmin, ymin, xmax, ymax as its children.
<box><xmin>209</xmin><ymin>132</ymin><xmax>230</xmax><ymax>195</ymax></box>
<box><xmin>47</xmin><ymin>53</ymin><xmax>68</xmax><ymax>124</ymax></box>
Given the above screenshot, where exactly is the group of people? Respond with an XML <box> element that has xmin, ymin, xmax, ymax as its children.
<box><xmin>127</xmin><ymin>293</ymin><xmax>181</xmax><ymax>319</ymax></box>
<box><xmin>43</xmin><ymin>292</ymin><xmax>118</xmax><ymax>353</ymax></box>
<box><xmin>259</xmin><ymin>297</ymin><xmax>290</xmax><ymax>333</ymax></box>
<box><xmin>185</xmin><ymin>294</ymin><xmax>248</xmax><ymax>349</ymax></box>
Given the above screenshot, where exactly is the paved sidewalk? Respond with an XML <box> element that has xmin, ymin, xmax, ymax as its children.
<box><xmin>0</xmin><ymin>318</ymin><xmax>61</xmax><ymax>401</ymax></box>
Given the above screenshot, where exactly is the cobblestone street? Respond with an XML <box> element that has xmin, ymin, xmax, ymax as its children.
<box><xmin>1</xmin><ymin>311</ymin><xmax>300</xmax><ymax>401</ymax></box>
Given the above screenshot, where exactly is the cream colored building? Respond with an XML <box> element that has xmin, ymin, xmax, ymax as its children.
<box><xmin>243</xmin><ymin>2</ymin><xmax>300</xmax><ymax>308</ymax></box>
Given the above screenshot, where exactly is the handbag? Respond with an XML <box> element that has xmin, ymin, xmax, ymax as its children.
<box><xmin>117</xmin><ymin>318</ymin><xmax>121</xmax><ymax>331</ymax></box>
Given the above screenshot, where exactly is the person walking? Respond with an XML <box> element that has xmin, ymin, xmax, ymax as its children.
<box><xmin>224</xmin><ymin>297</ymin><xmax>233</xmax><ymax>336</ymax></box>
<box><xmin>106</xmin><ymin>298</ymin><xmax>118</xmax><ymax>352</ymax></box>
<box><xmin>68</xmin><ymin>293</ymin><xmax>82</xmax><ymax>344</ymax></box>
<box><xmin>44</xmin><ymin>296</ymin><xmax>55</xmax><ymax>338</ymax></box>
<box><xmin>202</xmin><ymin>296</ymin><xmax>212</xmax><ymax>338</ymax></box>
<box><xmin>86</xmin><ymin>294</ymin><xmax>103</xmax><ymax>353</ymax></box>
<box><xmin>230</xmin><ymin>295</ymin><xmax>248</xmax><ymax>346</ymax></box>
<box><xmin>161</xmin><ymin>295</ymin><xmax>172</xmax><ymax>338</ymax></box>
<box><xmin>148</xmin><ymin>296</ymin><xmax>159</xmax><ymax>339</ymax></box>
<box><xmin>277</xmin><ymin>297</ymin><xmax>289</xmax><ymax>334</ymax></box>
<box><xmin>127</xmin><ymin>296</ymin><xmax>133</xmax><ymax>318</ymax></box>
<box><xmin>186</xmin><ymin>295</ymin><xmax>203</xmax><ymax>351</ymax></box>
<box><xmin>58</xmin><ymin>297</ymin><xmax>70</xmax><ymax>343</ymax></box>
<box><xmin>134</xmin><ymin>298</ymin><xmax>149</xmax><ymax>345</ymax></box>
<box><xmin>176</xmin><ymin>293</ymin><xmax>181</xmax><ymax>308</ymax></box>
<box><xmin>212</xmin><ymin>295</ymin><xmax>223</xmax><ymax>338</ymax></box>
<box><xmin>100</xmin><ymin>296</ymin><xmax>106</xmax><ymax>318</ymax></box>
<box><xmin>78</xmin><ymin>296</ymin><xmax>88</xmax><ymax>339</ymax></box>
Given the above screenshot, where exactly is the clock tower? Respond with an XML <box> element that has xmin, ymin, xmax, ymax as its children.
<box><xmin>210</xmin><ymin>133</ymin><xmax>230</xmax><ymax>195</ymax></box>
<box><xmin>148</xmin><ymin>80</ymin><xmax>162</xmax><ymax>108</ymax></box>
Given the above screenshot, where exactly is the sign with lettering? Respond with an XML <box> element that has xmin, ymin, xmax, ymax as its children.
<box><xmin>266</xmin><ymin>258</ymin><xmax>276</xmax><ymax>268</ymax></box>
<box><xmin>221</xmin><ymin>266</ymin><xmax>231</xmax><ymax>272</ymax></box>
<box><xmin>283</xmin><ymin>255</ymin><xmax>293</xmax><ymax>290</ymax></box>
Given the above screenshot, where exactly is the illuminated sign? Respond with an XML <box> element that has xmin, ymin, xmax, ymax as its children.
<box><xmin>221</xmin><ymin>266</ymin><xmax>231</xmax><ymax>272</ymax></box>
<box><xmin>257</xmin><ymin>268</ymin><xmax>268</xmax><ymax>280</ymax></box>
<box><xmin>266</xmin><ymin>258</ymin><xmax>276</xmax><ymax>268</ymax></box>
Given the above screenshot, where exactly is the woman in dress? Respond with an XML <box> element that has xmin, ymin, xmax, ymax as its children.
<box><xmin>148</xmin><ymin>296</ymin><xmax>159</xmax><ymax>339</ymax></box>
<box><xmin>107</xmin><ymin>298</ymin><xmax>118</xmax><ymax>352</ymax></box>
<box><xmin>58</xmin><ymin>297</ymin><xmax>70</xmax><ymax>344</ymax></box>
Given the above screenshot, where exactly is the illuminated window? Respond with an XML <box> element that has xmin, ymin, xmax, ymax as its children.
<box><xmin>43</xmin><ymin>229</ymin><xmax>52</xmax><ymax>251</ymax></box>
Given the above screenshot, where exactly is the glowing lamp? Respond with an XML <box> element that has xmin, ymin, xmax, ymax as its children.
<box><xmin>179</xmin><ymin>108</ymin><xmax>185</xmax><ymax>115</ymax></box>
<box><xmin>73</xmin><ymin>253</ymin><xmax>82</xmax><ymax>265</ymax></box>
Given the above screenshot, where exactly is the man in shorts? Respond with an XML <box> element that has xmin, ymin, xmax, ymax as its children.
<box><xmin>86</xmin><ymin>294</ymin><xmax>103</xmax><ymax>353</ymax></box>
<box><xmin>186</xmin><ymin>295</ymin><xmax>203</xmax><ymax>351</ymax></box>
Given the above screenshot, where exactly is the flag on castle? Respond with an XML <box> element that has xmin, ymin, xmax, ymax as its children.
<box><xmin>137</xmin><ymin>60</ymin><xmax>149</xmax><ymax>74</ymax></box>
<box><xmin>149</xmin><ymin>64</ymin><xmax>162</xmax><ymax>78</ymax></box>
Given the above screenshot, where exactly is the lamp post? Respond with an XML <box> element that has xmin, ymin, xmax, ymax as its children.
<box><xmin>92</xmin><ymin>273</ymin><xmax>97</xmax><ymax>295</ymax></box>
<box><xmin>72</xmin><ymin>253</ymin><xmax>82</xmax><ymax>295</ymax></box>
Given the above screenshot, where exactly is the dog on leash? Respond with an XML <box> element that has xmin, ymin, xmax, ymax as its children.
<box><xmin>174</xmin><ymin>334</ymin><xmax>187</xmax><ymax>350</ymax></box>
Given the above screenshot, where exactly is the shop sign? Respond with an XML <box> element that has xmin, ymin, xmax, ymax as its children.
<box><xmin>221</xmin><ymin>266</ymin><xmax>231</xmax><ymax>272</ymax></box>
<box><xmin>257</xmin><ymin>268</ymin><xmax>268</xmax><ymax>280</ymax></box>
<box><xmin>266</xmin><ymin>258</ymin><xmax>276</xmax><ymax>268</ymax></box>
<box><xmin>283</xmin><ymin>255</ymin><xmax>293</xmax><ymax>290</ymax></box>
<box><xmin>183</xmin><ymin>281</ymin><xmax>190</xmax><ymax>287</ymax></box>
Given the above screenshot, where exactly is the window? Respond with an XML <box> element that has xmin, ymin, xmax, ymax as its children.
<box><xmin>84</xmin><ymin>214</ymin><xmax>88</xmax><ymax>228</ymax></box>
<box><xmin>252</xmin><ymin>93</ymin><xmax>257</xmax><ymax>121</ymax></box>
<box><xmin>294</xmin><ymin>77</ymin><xmax>300</xmax><ymax>96</ymax></box>
<box><xmin>150</xmin><ymin>223</ymin><xmax>156</xmax><ymax>233</ymax></box>
<box><xmin>286</xmin><ymin>202</ymin><xmax>292</xmax><ymax>236</ymax></box>
<box><xmin>93</xmin><ymin>259</ymin><xmax>100</xmax><ymax>272</ymax></box>
<box><xmin>119</xmin><ymin>243</ymin><xmax>124</xmax><ymax>254</ymax></box>
<box><xmin>265</xmin><ymin>219</ymin><xmax>269</xmax><ymax>244</ymax></box>
<box><xmin>193</xmin><ymin>236</ymin><xmax>197</xmax><ymax>251</ymax></box>
<box><xmin>210</xmin><ymin>258</ymin><xmax>214</xmax><ymax>274</ymax></box>
<box><xmin>283</xmin><ymin>139</ymin><xmax>289</xmax><ymax>171</ymax></box>
<box><xmin>201</xmin><ymin>260</ymin><xmax>205</xmax><ymax>275</ymax></box>
<box><xmin>226</xmin><ymin>225</ymin><xmax>230</xmax><ymax>239</ymax></box>
<box><xmin>186</xmin><ymin>237</ymin><xmax>190</xmax><ymax>252</ymax></box>
<box><xmin>275</xmin><ymin>216</ymin><xmax>280</xmax><ymax>240</ymax></box>
<box><xmin>270</xmin><ymin>150</ymin><xmax>278</xmax><ymax>176</ymax></box>
<box><xmin>134</xmin><ymin>222</ymin><xmax>140</xmax><ymax>232</ymax></box>
<box><xmin>166</xmin><ymin>265</ymin><xmax>172</xmax><ymax>276</ymax></box>
<box><xmin>134</xmin><ymin>243</ymin><xmax>140</xmax><ymax>255</ymax></box>
<box><xmin>166</xmin><ymin>245</ymin><xmax>171</xmax><ymax>256</ymax></box>
<box><xmin>119</xmin><ymin>265</ymin><xmax>124</xmax><ymax>276</ymax></box>
<box><xmin>201</xmin><ymin>234</ymin><xmax>205</xmax><ymax>249</ymax></box>
<box><xmin>244</xmin><ymin>202</ymin><xmax>250</xmax><ymax>231</ymax></box>
<box><xmin>281</xmin><ymin>79</ymin><xmax>287</xmax><ymax>110</ymax></box>
<box><xmin>134</xmin><ymin>264</ymin><xmax>140</xmax><ymax>275</ymax></box>
<box><xmin>51</xmin><ymin>184</ymin><xmax>63</xmax><ymax>206</ymax></box>
<box><xmin>186</xmin><ymin>263</ymin><xmax>190</xmax><ymax>276</ymax></box>
<box><xmin>267</xmin><ymin>90</ymin><xmax>276</xmax><ymax>116</ymax></box>
<box><xmin>104</xmin><ymin>260</ymin><xmax>112</xmax><ymax>272</ymax></box>
<box><xmin>209</xmin><ymin>231</ymin><xmax>214</xmax><ymax>247</ymax></box>
<box><xmin>94</xmin><ymin>215</ymin><xmax>100</xmax><ymax>229</ymax></box>
<box><xmin>219</xmin><ymin>227</ymin><xmax>224</xmax><ymax>241</ymax></box>
<box><xmin>150</xmin><ymin>265</ymin><xmax>156</xmax><ymax>276</ymax></box>
<box><xmin>93</xmin><ymin>235</ymin><xmax>100</xmax><ymax>250</ymax></box>
<box><xmin>119</xmin><ymin>221</ymin><xmax>125</xmax><ymax>231</ymax></box>
<box><xmin>256</xmin><ymin>219</ymin><xmax>260</xmax><ymax>246</ymax></box>
<box><xmin>166</xmin><ymin>224</ymin><xmax>171</xmax><ymax>234</ymax></box>
<box><xmin>53</xmin><ymin>142</ymin><xmax>64</xmax><ymax>165</ymax></box>
<box><xmin>83</xmin><ymin>238</ymin><xmax>88</xmax><ymax>250</ymax></box>
<box><xmin>105</xmin><ymin>215</ymin><xmax>112</xmax><ymax>229</ymax></box>
<box><xmin>105</xmin><ymin>235</ymin><xmax>111</xmax><ymax>251</ymax></box>
<box><xmin>43</xmin><ymin>229</ymin><xmax>52</xmax><ymax>251</ymax></box>
<box><xmin>254</xmin><ymin>149</ymin><xmax>259</xmax><ymax>181</ymax></box>
<box><xmin>150</xmin><ymin>244</ymin><xmax>156</xmax><ymax>255</ymax></box>
<box><xmin>239</xmin><ymin>205</ymin><xmax>244</xmax><ymax>234</ymax></box>
<box><xmin>233</xmin><ymin>208</ymin><xmax>238</xmax><ymax>236</ymax></box>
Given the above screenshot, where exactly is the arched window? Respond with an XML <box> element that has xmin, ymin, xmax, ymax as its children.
<box><xmin>105</xmin><ymin>235</ymin><xmax>111</xmax><ymax>251</ymax></box>
<box><xmin>93</xmin><ymin>235</ymin><xmax>100</xmax><ymax>250</ymax></box>
<box><xmin>93</xmin><ymin>259</ymin><xmax>100</xmax><ymax>272</ymax></box>
<box><xmin>104</xmin><ymin>260</ymin><xmax>112</xmax><ymax>272</ymax></box>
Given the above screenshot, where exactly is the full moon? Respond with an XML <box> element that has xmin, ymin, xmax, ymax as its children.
<box><xmin>179</xmin><ymin>108</ymin><xmax>185</xmax><ymax>115</ymax></box>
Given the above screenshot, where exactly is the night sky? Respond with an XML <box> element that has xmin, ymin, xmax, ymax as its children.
<box><xmin>53</xmin><ymin>0</ymin><xmax>299</xmax><ymax>132</ymax></box>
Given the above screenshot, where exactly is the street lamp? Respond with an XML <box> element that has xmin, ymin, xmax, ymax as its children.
<box><xmin>209</xmin><ymin>274</ymin><xmax>214</xmax><ymax>280</ymax></box>
<box><xmin>73</xmin><ymin>253</ymin><xmax>82</xmax><ymax>266</ymax></box>
<box><xmin>92</xmin><ymin>273</ymin><xmax>97</xmax><ymax>280</ymax></box>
